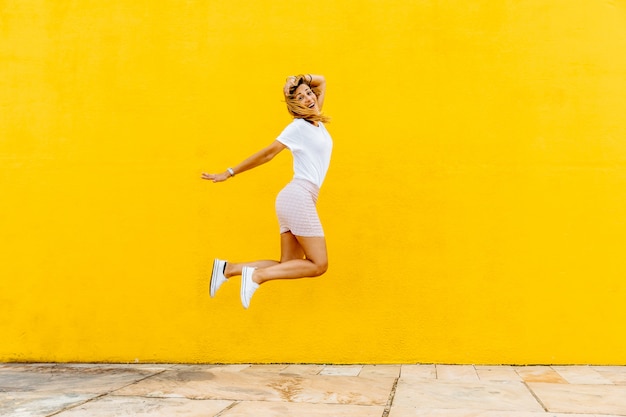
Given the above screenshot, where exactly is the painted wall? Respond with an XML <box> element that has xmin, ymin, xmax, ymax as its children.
<box><xmin>2</xmin><ymin>0</ymin><xmax>626</xmax><ymax>364</ymax></box>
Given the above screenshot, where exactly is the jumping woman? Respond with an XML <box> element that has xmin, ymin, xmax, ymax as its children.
<box><xmin>202</xmin><ymin>74</ymin><xmax>333</xmax><ymax>308</ymax></box>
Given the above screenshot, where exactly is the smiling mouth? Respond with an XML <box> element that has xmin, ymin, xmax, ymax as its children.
<box><xmin>308</xmin><ymin>103</ymin><xmax>315</xmax><ymax>109</ymax></box>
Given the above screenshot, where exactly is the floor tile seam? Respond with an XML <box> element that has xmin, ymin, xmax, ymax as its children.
<box><xmin>512</xmin><ymin>365</ymin><xmax>559</xmax><ymax>385</ymax></box>
<box><xmin>105</xmin><ymin>392</ymin><xmax>388</xmax><ymax>407</ymax></box>
<box><xmin>105</xmin><ymin>393</ymin><xmax>235</xmax><ymax>401</ymax></box>
<box><xmin>44</xmin><ymin>368</ymin><xmax>170</xmax><ymax>416</ymax></box>
<box><xmin>107</xmin><ymin>368</ymin><xmax>171</xmax><ymax>394</ymax></box>
<box><xmin>46</xmin><ymin>392</ymin><xmax>109</xmax><ymax>417</ymax></box>
<box><xmin>220</xmin><ymin>399</ymin><xmax>386</xmax><ymax>409</ymax></box>
<box><xmin>213</xmin><ymin>400</ymin><xmax>240</xmax><ymax>417</ymax></box>
<box><xmin>551</xmin><ymin>366</ymin><xmax>618</xmax><ymax>386</ymax></box>
<box><xmin>521</xmin><ymin>380</ymin><xmax>548</xmax><ymax>413</ymax></box>
<box><xmin>381</xmin><ymin>376</ymin><xmax>399</xmax><ymax>417</ymax></box>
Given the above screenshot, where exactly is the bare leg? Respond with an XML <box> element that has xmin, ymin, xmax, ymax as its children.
<box><xmin>223</xmin><ymin>232</ymin><xmax>306</xmax><ymax>278</ymax></box>
<box><xmin>224</xmin><ymin>260</ymin><xmax>278</xmax><ymax>278</ymax></box>
<box><xmin>252</xmin><ymin>234</ymin><xmax>328</xmax><ymax>284</ymax></box>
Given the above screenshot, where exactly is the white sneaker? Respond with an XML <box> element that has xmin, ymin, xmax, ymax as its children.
<box><xmin>210</xmin><ymin>259</ymin><xmax>228</xmax><ymax>297</ymax></box>
<box><xmin>240</xmin><ymin>267</ymin><xmax>259</xmax><ymax>309</ymax></box>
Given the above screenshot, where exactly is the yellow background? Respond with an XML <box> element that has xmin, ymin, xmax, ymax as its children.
<box><xmin>2</xmin><ymin>0</ymin><xmax>626</xmax><ymax>364</ymax></box>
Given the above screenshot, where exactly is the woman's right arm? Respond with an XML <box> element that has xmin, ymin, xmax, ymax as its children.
<box><xmin>201</xmin><ymin>140</ymin><xmax>287</xmax><ymax>183</ymax></box>
<box><xmin>308</xmin><ymin>74</ymin><xmax>326</xmax><ymax>109</ymax></box>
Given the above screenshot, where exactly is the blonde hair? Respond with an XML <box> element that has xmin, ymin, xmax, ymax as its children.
<box><xmin>285</xmin><ymin>74</ymin><xmax>331</xmax><ymax>124</ymax></box>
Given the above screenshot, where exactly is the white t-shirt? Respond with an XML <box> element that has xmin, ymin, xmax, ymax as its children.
<box><xmin>276</xmin><ymin>118</ymin><xmax>333</xmax><ymax>188</ymax></box>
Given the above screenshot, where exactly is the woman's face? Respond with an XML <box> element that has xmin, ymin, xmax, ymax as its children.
<box><xmin>293</xmin><ymin>84</ymin><xmax>319</xmax><ymax>113</ymax></box>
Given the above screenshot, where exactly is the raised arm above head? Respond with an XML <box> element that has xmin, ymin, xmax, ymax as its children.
<box><xmin>283</xmin><ymin>74</ymin><xmax>330</xmax><ymax>124</ymax></box>
<box><xmin>284</xmin><ymin>74</ymin><xmax>326</xmax><ymax>109</ymax></box>
<box><xmin>307</xmin><ymin>74</ymin><xmax>326</xmax><ymax>109</ymax></box>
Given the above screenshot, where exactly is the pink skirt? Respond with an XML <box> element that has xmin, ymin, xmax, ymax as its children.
<box><xmin>275</xmin><ymin>179</ymin><xmax>324</xmax><ymax>237</ymax></box>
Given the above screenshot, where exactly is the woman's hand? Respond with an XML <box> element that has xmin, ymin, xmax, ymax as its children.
<box><xmin>283</xmin><ymin>76</ymin><xmax>297</xmax><ymax>96</ymax></box>
<box><xmin>201</xmin><ymin>171</ymin><xmax>230</xmax><ymax>182</ymax></box>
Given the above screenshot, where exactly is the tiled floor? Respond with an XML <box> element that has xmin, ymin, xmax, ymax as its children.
<box><xmin>0</xmin><ymin>363</ymin><xmax>625</xmax><ymax>416</ymax></box>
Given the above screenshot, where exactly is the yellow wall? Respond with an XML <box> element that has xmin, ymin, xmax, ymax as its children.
<box><xmin>2</xmin><ymin>0</ymin><xmax>626</xmax><ymax>364</ymax></box>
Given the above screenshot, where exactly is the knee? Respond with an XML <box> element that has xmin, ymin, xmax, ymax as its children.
<box><xmin>312</xmin><ymin>260</ymin><xmax>328</xmax><ymax>277</ymax></box>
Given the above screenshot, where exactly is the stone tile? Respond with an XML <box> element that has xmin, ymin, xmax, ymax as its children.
<box><xmin>115</xmin><ymin>367</ymin><xmax>394</xmax><ymax>405</ymax></box>
<box><xmin>55</xmin><ymin>395</ymin><xmax>233</xmax><ymax>416</ymax></box>
<box><xmin>1</xmin><ymin>363</ymin><xmax>57</xmax><ymax>370</ymax></box>
<box><xmin>552</xmin><ymin>366</ymin><xmax>613</xmax><ymax>385</ymax></box>
<box><xmin>593</xmin><ymin>366</ymin><xmax>626</xmax><ymax>385</ymax></box>
<box><xmin>401</xmin><ymin>364</ymin><xmax>437</xmax><ymax>380</ymax></box>
<box><xmin>279</xmin><ymin>364</ymin><xmax>325</xmax><ymax>376</ymax></box>
<box><xmin>360</xmin><ymin>365</ymin><xmax>401</xmax><ymax>379</ymax></box>
<box><xmin>528</xmin><ymin>382</ymin><xmax>626</xmax><ymax>416</ymax></box>
<box><xmin>393</xmin><ymin>379</ymin><xmax>544</xmax><ymax>412</ymax></box>
<box><xmin>171</xmin><ymin>364</ymin><xmax>251</xmax><ymax>373</ymax></box>
<box><xmin>222</xmin><ymin>400</ymin><xmax>384</xmax><ymax>417</ymax></box>
<box><xmin>319</xmin><ymin>365</ymin><xmax>363</xmax><ymax>376</ymax></box>
<box><xmin>4</xmin><ymin>364</ymin><xmax>625</xmax><ymax>417</ymax></box>
<box><xmin>515</xmin><ymin>366</ymin><xmax>567</xmax><ymax>383</ymax></box>
<box><xmin>475</xmin><ymin>366</ymin><xmax>522</xmax><ymax>382</ymax></box>
<box><xmin>243</xmin><ymin>364</ymin><xmax>289</xmax><ymax>374</ymax></box>
<box><xmin>0</xmin><ymin>392</ymin><xmax>94</xmax><ymax>417</ymax></box>
<box><xmin>4</xmin><ymin>363</ymin><xmax>169</xmax><ymax>372</ymax></box>
<box><xmin>590</xmin><ymin>414</ymin><xmax>623</xmax><ymax>416</ymax></box>
<box><xmin>71</xmin><ymin>363</ymin><xmax>175</xmax><ymax>372</ymax></box>
<box><xmin>436</xmin><ymin>365</ymin><xmax>479</xmax><ymax>381</ymax></box>
<box><xmin>389</xmin><ymin>408</ymin><xmax>599</xmax><ymax>417</ymax></box>
<box><xmin>0</xmin><ymin>364</ymin><xmax>157</xmax><ymax>395</ymax></box>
